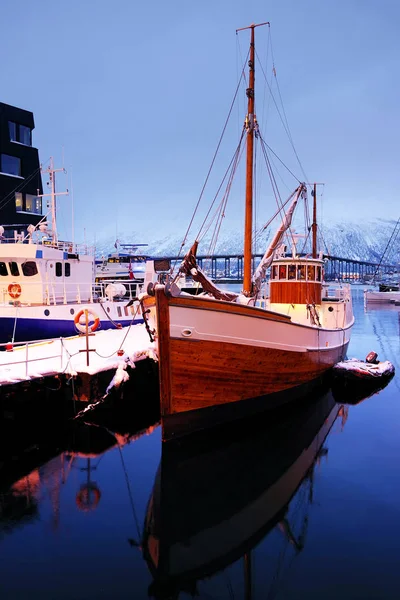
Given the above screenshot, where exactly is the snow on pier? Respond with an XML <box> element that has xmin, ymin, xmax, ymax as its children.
<box><xmin>0</xmin><ymin>324</ymin><xmax>157</xmax><ymax>386</ymax></box>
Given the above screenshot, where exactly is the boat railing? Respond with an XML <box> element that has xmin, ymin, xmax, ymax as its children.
<box><xmin>0</xmin><ymin>337</ymin><xmax>66</xmax><ymax>380</ymax></box>
<box><xmin>0</xmin><ymin>237</ymin><xmax>95</xmax><ymax>255</ymax></box>
<box><xmin>322</xmin><ymin>284</ymin><xmax>351</xmax><ymax>302</ymax></box>
<box><xmin>0</xmin><ymin>278</ymin><xmax>141</xmax><ymax>306</ymax></box>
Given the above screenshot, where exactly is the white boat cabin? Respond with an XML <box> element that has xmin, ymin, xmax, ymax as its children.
<box><xmin>0</xmin><ymin>236</ymin><xmax>94</xmax><ymax>306</ymax></box>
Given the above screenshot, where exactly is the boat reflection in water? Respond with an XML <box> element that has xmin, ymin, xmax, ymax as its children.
<box><xmin>142</xmin><ymin>388</ymin><xmax>348</xmax><ymax>599</ymax></box>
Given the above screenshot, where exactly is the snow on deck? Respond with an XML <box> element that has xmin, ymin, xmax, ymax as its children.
<box><xmin>0</xmin><ymin>324</ymin><xmax>157</xmax><ymax>386</ymax></box>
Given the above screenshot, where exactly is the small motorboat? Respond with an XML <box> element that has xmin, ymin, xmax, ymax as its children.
<box><xmin>331</xmin><ymin>351</ymin><xmax>395</xmax><ymax>405</ymax></box>
<box><xmin>333</xmin><ymin>351</ymin><xmax>395</xmax><ymax>380</ymax></box>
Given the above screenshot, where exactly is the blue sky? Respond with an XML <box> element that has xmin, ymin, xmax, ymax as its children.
<box><xmin>1</xmin><ymin>0</ymin><xmax>399</xmax><ymax>245</ymax></box>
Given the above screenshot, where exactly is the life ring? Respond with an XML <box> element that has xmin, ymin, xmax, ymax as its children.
<box><xmin>74</xmin><ymin>309</ymin><xmax>100</xmax><ymax>333</ymax></box>
<box><xmin>75</xmin><ymin>483</ymin><xmax>101</xmax><ymax>512</ymax></box>
<box><xmin>8</xmin><ymin>282</ymin><xmax>22</xmax><ymax>299</ymax></box>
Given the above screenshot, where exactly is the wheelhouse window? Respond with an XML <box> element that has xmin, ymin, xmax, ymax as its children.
<box><xmin>279</xmin><ymin>265</ymin><xmax>287</xmax><ymax>280</ymax></box>
<box><xmin>8</xmin><ymin>121</ymin><xmax>17</xmax><ymax>141</ymax></box>
<box><xmin>297</xmin><ymin>265</ymin><xmax>306</xmax><ymax>280</ymax></box>
<box><xmin>288</xmin><ymin>265</ymin><xmax>296</xmax><ymax>280</ymax></box>
<box><xmin>0</xmin><ymin>262</ymin><xmax>7</xmax><ymax>276</ymax></box>
<box><xmin>1</xmin><ymin>154</ymin><xmax>21</xmax><ymax>177</ymax></box>
<box><xmin>65</xmin><ymin>263</ymin><xmax>71</xmax><ymax>277</ymax></box>
<box><xmin>272</xmin><ymin>265</ymin><xmax>278</xmax><ymax>280</ymax></box>
<box><xmin>307</xmin><ymin>265</ymin><xmax>316</xmax><ymax>281</ymax></box>
<box><xmin>55</xmin><ymin>262</ymin><xmax>62</xmax><ymax>277</ymax></box>
<box><xmin>22</xmin><ymin>261</ymin><xmax>38</xmax><ymax>276</ymax></box>
<box><xmin>9</xmin><ymin>262</ymin><xmax>20</xmax><ymax>276</ymax></box>
<box><xmin>316</xmin><ymin>266</ymin><xmax>322</xmax><ymax>281</ymax></box>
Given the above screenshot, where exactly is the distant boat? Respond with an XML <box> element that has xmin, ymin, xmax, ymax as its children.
<box><xmin>95</xmin><ymin>242</ymin><xmax>150</xmax><ymax>282</ymax></box>
<box><xmin>141</xmin><ymin>22</ymin><xmax>354</xmax><ymax>440</ymax></box>
<box><xmin>0</xmin><ymin>159</ymin><xmax>144</xmax><ymax>344</ymax></box>
<box><xmin>142</xmin><ymin>387</ymin><xmax>346</xmax><ymax>598</ymax></box>
<box><xmin>364</xmin><ymin>217</ymin><xmax>400</xmax><ymax>303</ymax></box>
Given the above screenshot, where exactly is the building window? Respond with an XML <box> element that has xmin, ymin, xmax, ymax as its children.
<box><xmin>0</xmin><ymin>262</ymin><xmax>7</xmax><ymax>276</ymax></box>
<box><xmin>55</xmin><ymin>262</ymin><xmax>62</xmax><ymax>277</ymax></box>
<box><xmin>8</xmin><ymin>121</ymin><xmax>17</xmax><ymax>141</ymax></box>
<box><xmin>65</xmin><ymin>263</ymin><xmax>71</xmax><ymax>277</ymax></box>
<box><xmin>9</xmin><ymin>262</ymin><xmax>20</xmax><ymax>276</ymax></box>
<box><xmin>15</xmin><ymin>192</ymin><xmax>23</xmax><ymax>211</ymax></box>
<box><xmin>22</xmin><ymin>261</ymin><xmax>38</xmax><ymax>276</ymax></box>
<box><xmin>19</xmin><ymin>125</ymin><xmax>32</xmax><ymax>146</ymax></box>
<box><xmin>8</xmin><ymin>121</ymin><xmax>32</xmax><ymax>146</ymax></box>
<box><xmin>1</xmin><ymin>154</ymin><xmax>21</xmax><ymax>176</ymax></box>
<box><xmin>15</xmin><ymin>192</ymin><xmax>42</xmax><ymax>214</ymax></box>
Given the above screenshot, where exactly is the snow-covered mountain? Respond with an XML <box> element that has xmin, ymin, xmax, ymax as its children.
<box><xmin>94</xmin><ymin>217</ymin><xmax>399</xmax><ymax>266</ymax></box>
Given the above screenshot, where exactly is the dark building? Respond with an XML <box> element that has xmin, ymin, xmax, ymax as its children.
<box><xmin>0</xmin><ymin>102</ymin><xmax>43</xmax><ymax>238</ymax></box>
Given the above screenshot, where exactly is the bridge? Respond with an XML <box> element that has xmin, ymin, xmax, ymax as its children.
<box><xmin>166</xmin><ymin>253</ymin><xmax>397</xmax><ymax>283</ymax></box>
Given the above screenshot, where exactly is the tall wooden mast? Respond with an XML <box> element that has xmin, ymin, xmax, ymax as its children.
<box><xmin>312</xmin><ymin>182</ymin><xmax>317</xmax><ymax>258</ymax></box>
<box><xmin>237</xmin><ymin>22</ymin><xmax>269</xmax><ymax>295</ymax></box>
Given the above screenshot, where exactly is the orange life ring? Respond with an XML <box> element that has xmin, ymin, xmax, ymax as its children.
<box><xmin>8</xmin><ymin>282</ymin><xmax>22</xmax><ymax>299</ymax></box>
<box><xmin>75</xmin><ymin>484</ymin><xmax>101</xmax><ymax>512</ymax></box>
<box><xmin>74</xmin><ymin>309</ymin><xmax>100</xmax><ymax>333</ymax></box>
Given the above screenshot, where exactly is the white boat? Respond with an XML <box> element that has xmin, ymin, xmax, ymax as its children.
<box><xmin>364</xmin><ymin>283</ymin><xmax>400</xmax><ymax>304</ymax></box>
<box><xmin>95</xmin><ymin>242</ymin><xmax>150</xmax><ymax>282</ymax></box>
<box><xmin>0</xmin><ymin>159</ymin><xmax>144</xmax><ymax>344</ymax></box>
<box><xmin>140</xmin><ymin>22</ymin><xmax>355</xmax><ymax>441</ymax></box>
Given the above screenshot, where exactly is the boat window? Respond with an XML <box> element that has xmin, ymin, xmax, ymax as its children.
<box><xmin>0</xmin><ymin>262</ymin><xmax>8</xmax><ymax>276</ymax></box>
<box><xmin>22</xmin><ymin>261</ymin><xmax>38</xmax><ymax>277</ymax></box>
<box><xmin>65</xmin><ymin>263</ymin><xmax>71</xmax><ymax>277</ymax></box>
<box><xmin>8</xmin><ymin>262</ymin><xmax>19</xmax><ymax>276</ymax></box>
<box><xmin>316</xmin><ymin>266</ymin><xmax>322</xmax><ymax>281</ymax></box>
<box><xmin>288</xmin><ymin>265</ymin><xmax>296</xmax><ymax>280</ymax></box>
<box><xmin>55</xmin><ymin>262</ymin><xmax>62</xmax><ymax>277</ymax></box>
<box><xmin>1</xmin><ymin>154</ymin><xmax>21</xmax><ymax>177</ymax></box>
<box><xmin>124</xmin><ymin>306</ymin><xmax>129</xmax><ymax>316</ymax></box>
<box><xmin>297</xmin><ymin>265</ymin><xmax>306</xmax><ymax>280</ymax></box>
<box><xmin>279</xmin><ymin>265</ymin><xmax>287</xmax><ymax>280</ymax></box>
<box><xmin>272</xmin><ymin>265</ymin><xmax>278</xmax><ymax>280</ymax></box>
<box><xmin>117</xmin><ymin>306</ymin><xmax>122</xmax><ymax>317</ymax></box>
<box><xmin>307</xmin><ymin>265</ymin><xmax>315</xmax><ymax>281</ymax></box>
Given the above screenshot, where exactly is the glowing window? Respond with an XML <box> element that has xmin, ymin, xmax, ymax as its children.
<box><xmin>279</xmin><ymin>265</ymin><xmax>287</xmax><ymax>280</ymax></box>
<box><xmin>316</xmin><ymin>266</ymin><xmax>322</xmax><ymax>281</ymax></box>
<box><xmin>297</xmin><ymin>265</ymin><xmax>306</xmax><ymax>280</ymax></box>
<box><xmin>307</xmin><ymin>265</ymin><xmax>315</xmax><ymax>281</ymax></box>
<box><xmin>272</xmin><ymin>265</ymin><xmax>278</xmax><ymax>280</ymax></box>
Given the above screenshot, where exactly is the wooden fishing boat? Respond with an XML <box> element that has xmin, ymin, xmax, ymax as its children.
<box><xmin>141</xmin><ymin>22</ymin><xmax>354</xmax><ymax>440</ymax></box>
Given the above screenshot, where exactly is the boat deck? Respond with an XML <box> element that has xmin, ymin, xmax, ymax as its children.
<box><xmin>0</xmin><ymin>324</ymin><xmax>156</xmax><ymax>386</ymax></box>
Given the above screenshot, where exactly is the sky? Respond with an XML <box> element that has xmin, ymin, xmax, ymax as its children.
<box><xmin>1</xmin><ymin>0</ymin><xmax>399</xmax><ymax>246</ymax></box>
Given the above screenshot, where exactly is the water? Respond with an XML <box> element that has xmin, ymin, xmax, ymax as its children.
<box><xmin>1</xmin><ymin>288</ymin><xmax>400</xmax><ymax>600</ymax></box>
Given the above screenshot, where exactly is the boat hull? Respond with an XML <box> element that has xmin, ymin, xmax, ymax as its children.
<box><xmin>364</xmin><ymin>290</ymin><xmax>400</xmax><ymax>303</ymax></box>
<box><xmin>0</xmin><ymin>308</ymin><xmax>143</xmax><ymax>343</ymax></box>
<box><xmin>149</xmin><ymin>288</ymin><xmax>353</xmax><ymax>440</ymax></box>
